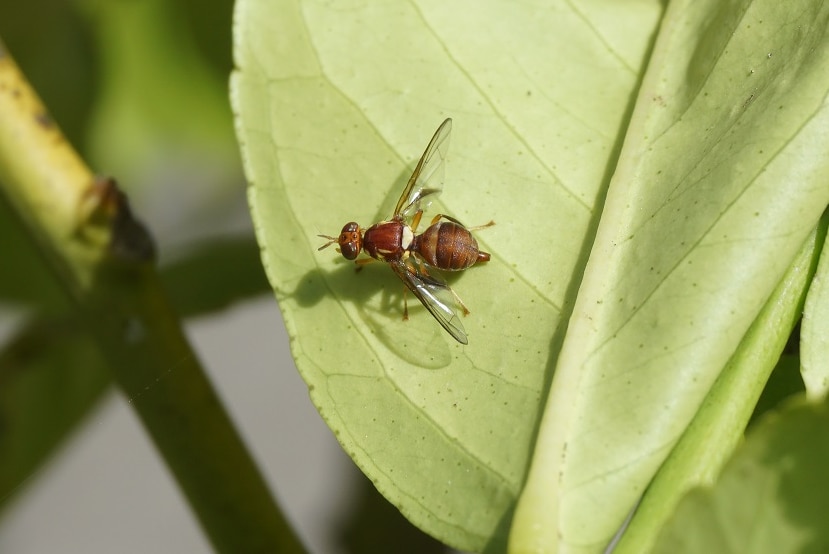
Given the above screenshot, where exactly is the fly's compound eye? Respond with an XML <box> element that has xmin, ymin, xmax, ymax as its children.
<box><xmin>338</xmin><ymin>222</ymin><xmax>362</xmax><ymax>260</ymax></box>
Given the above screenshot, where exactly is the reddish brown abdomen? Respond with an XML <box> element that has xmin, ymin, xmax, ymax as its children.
<box><xmin>414</xmin><ymin>221</ymin><xmax>489</xmax><ymax>271</ymax></box>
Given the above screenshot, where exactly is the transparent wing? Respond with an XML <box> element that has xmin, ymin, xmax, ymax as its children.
<box><xmin>390</xmin><ymin>258</ymin><xmax>468</xmax><ymax>344</ymax></box>
<box><xmin>394</xmin><ymin>118</ymin><xmax>452</xmax><ymax>220</ymax></box>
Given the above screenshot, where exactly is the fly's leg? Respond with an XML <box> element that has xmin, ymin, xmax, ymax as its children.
<box><xmin>402</xmin><ymin>287</ymin><xmax>409</xmax><ymax>321</ymax></box>
<box><xmin>429</xmin><ymin>213</ymin><xmax>495</xmax><ymax>231</ymax></box>
<box><xmin>354</xmin><ymin>258</ymin><xmax>375</xmax><ymax>266</ymax></box>
<box><xmin>410</xmin><ymin>210</ymin><xmax>424</xmax><ymax>233</ymax></box>
<box><xmin>401</xmin><ymin>258</ymin><xmax>418</xmax><ymax>320</ymax></box>
<box><xmin>354</xmin><ymin>257</ymin><xmax>376</xmax><ymax>272</ymax></box>
<box><xmin>468</xmin><ymin>220</ymin><xmax>495</xmax><ymax>232</ymax></box>
<box><xmin>452</xmin><ymin>288</ymin><xmax>471</xmax><ymax>316</ymax></box>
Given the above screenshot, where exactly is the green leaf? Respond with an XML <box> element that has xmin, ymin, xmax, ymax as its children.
<box><xmin>232</xmin><ymin>0</ymin><xmax>661</xmax><ymax>550</ymax></box>
<box><xmin>614</xmin><ymin>215</ymin><xmax>824</xmax><ymax>554</ymax></box>
<box><xmin>513</xmin><ymin>1</ymin><xmax>829</xmax><ymax>551</ymax></box>
<box><xmin>651</xmin><ymin>398</ymin><xmax>829</xmax><ymax>554</ymax></box>
<box><xmin>802</xmin><ymin>221</ymin><xmax>829</xmax><ymax>397</ymax></box>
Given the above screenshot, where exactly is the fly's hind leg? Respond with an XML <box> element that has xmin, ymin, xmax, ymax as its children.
<box><xmin>451</xmin><ymin>288</ymin><xmax>471</xmax><ymax>316</ymax></box>
<box><xmin>468</xmin><ymin>220</ymin><xmax>495</xmax><ymax>232</ymax></box>
<box><xmin>402</xmin><ymin>286</ymin><xmax>409</xmax><ymax>320</ymax></box>
<box><xmin>429</xmin><ymin>213</ymin><xmax>495</xmax><ymax>231</ymax></box>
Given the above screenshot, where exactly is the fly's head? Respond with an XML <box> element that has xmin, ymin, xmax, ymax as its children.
<box><xmin>318</xmin><ymin>221</ymin><xmax>363</xmax><ymax>260</ymax></box>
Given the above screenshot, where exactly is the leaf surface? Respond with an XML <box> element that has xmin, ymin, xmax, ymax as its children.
<box><xmin>512</xmin><ymin>1</ymin><xmax>829</xmax><ymax>551</ymax></box>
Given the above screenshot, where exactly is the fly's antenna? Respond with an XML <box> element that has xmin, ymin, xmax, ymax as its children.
<box><xmin>317</xmin><ymin>235</ymin><xmax>338</xmax><ymax>251</ymax></box>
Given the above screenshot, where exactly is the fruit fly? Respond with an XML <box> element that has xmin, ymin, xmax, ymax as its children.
<box><xmin>318</xmin><ymin>118</ymin><xmax>493</xmax><ymax>344</ymax></box>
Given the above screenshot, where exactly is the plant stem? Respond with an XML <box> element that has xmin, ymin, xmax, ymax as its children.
<box><xmin>0</xmin><ymin>38</ymin><xmax>304</xmax><ymax>553</ymax></box>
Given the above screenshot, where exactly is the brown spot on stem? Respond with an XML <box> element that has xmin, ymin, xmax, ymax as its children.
<box><xmin>82</xmin><ymin>177</ymin><xmax>156</xmax><ymax>263</ymax></box>
<box><xmin>35</xmin><ymin>110</ymin><xmax>54</xmax><ymax>129</ymax></box>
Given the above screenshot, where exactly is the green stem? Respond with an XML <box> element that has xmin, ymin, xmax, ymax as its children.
<box><xmin>0</xmin><ymin>39</ymin><xmax>304</xmax><ymax>553</ymax></box>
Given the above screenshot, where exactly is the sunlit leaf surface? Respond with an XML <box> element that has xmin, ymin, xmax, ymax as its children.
<box><xmin>513</xmin><ymin>1</ymin><xmax>829</xmax><ymax>551</ymax></box>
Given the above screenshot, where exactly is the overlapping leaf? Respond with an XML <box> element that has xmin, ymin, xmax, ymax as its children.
<box><xmin>513</xmin><ymin>1</ymin><xmax>829</xmax><ymax>551</ymax></box>
<box><xmin>652</xmin><ymin>399</ymin><xmax>829</xmax><ymax>554</ymax></box>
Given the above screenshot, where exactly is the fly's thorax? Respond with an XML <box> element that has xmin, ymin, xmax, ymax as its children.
<box><xmin>363</xmin><ymin>219</ymin><xmax>408</xmax><ymax>261</ymax></box>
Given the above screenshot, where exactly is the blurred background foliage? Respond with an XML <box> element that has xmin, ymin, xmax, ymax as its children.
<box><xmin>0</xmin><ymin>0</ymin><xmax>446</xmax><ymax>551</ymax></box>
<box><xmin>0</xmin><ymin>0</ymin><xmax>252</xmax><ymax>514</ymax></box>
